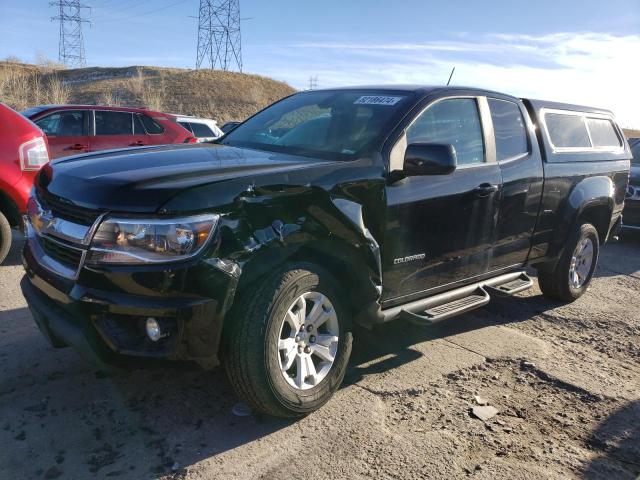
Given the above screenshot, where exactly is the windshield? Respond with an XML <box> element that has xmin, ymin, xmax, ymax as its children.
<box><xmin>220</xmin><ymin>90</ymin><xmax>411</xmax><ymax>159</ymax></box>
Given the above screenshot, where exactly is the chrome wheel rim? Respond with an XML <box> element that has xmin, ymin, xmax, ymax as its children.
<box><xmin>277</xmin><ymin>291</ymin><xmax>339</xmax><ymax>391</ymax></box>
<box><xmin>569</xmin><ymin>237</ymin><xmax>594</xmax><ymax>289</ymax></box>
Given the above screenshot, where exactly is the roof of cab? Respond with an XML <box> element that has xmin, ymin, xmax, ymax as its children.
<box><xmin>523</xmin><ymin>98</ymin><xmax>614</xmax><ymax>117</ymax></box>
<box><xmin>306</xmin><ymin>84</ymin><xmax>522</xmax><ymax>101</ymax></box>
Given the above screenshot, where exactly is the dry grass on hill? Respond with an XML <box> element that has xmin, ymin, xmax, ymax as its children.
<box><xmin>0</xmin><ymin>62</ymin><xmax>295</xmax><ymax>123</ymax></box>
<box><xmin>624</xmin><ymin>129</ymin><xmax>640</xmax><ymax>139</ymax></box>
<box><xmin>1</xmin><ymin>61</ymin><xmax>637</xmax><ymax>134</ymax></box>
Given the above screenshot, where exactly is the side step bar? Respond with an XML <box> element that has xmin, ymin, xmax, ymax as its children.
<box><xmin>400</xmin><ymin>287</ymin><xmax>490</xmax><ymax>325</ymax></box>
<box><xmin>484</xmin><ymin>272</ymin><xmax>533</xmax><ymax>297</ymax></box>
<box><xmin>381</xmin><ymin>271</ymin><xmax>532</xmax><ymax>326</ymax></box>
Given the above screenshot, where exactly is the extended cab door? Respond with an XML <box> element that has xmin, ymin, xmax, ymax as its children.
<box><xmin>382</xmin><ymin>96</ymin><xmax>502</xmax><ymax>305</ymax></box>
<box><xmin>487</xmin><ymin>97</ymin><xmax>544</xmax><ymax>270</ymax></box>
<box><xmin>34</xmin><ymin>109</ymin><xmax>90</xmax><ymax>159</ymax></box>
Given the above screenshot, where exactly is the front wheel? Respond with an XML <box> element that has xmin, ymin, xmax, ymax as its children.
<box><xmin>537</xmin><ymin>222</ymin><xmax>600</xmax><ymax>302</ymax></box>
<box><xmin>223</xmin><ymin>265</ymin><xmax>352</xmax><ymax>417</ymax></box>
<box><xmin>0</xmin><ymin>211</ymin><xmax>12</xmax><ymax>264</ymax></box>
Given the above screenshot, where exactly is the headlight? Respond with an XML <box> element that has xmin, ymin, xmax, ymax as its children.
<box><xmin>89</xmin><ymin>214</ymin><xmax>219</xmax><ymax>264</ymax></box>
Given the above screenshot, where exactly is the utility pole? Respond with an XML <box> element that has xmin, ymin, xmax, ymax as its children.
<box><xmin>50</xmin><ymin>0</ymin><xmax>90</xmax><ymax>68</ymax></box>
<box><xmin>308</xmin><ymin>75</ymin><xmax>318</xmax><ymax>90</ymax></box>
<box><xmin>196</xmin><ymin>0</ymin><xmax>243</xmax><ymax>72</ymax></box>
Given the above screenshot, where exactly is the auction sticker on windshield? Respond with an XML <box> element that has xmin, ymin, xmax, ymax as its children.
<box><xmin>354</xmin><ymin>95</ymin><xmax>403</xmax><ymax>106</ymax></box>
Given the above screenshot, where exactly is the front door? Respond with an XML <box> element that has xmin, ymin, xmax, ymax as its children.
<box><xmin>34</xmin><ymin>109</ymin><xmax>89</xmax><ymax>159</ymax></box>
<box><xmin>382</xmin><ymin>96</ymin><xmax>502</xmax><ymax>305</ymax></box>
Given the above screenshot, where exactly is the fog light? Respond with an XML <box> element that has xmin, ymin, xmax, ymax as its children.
<box><xmin>146</xmin><ymin>317</ymin><xmax>163</xmax><ymax>342</ymax></box>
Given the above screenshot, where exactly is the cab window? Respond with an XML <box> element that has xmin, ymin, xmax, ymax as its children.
<box><xmin>488</xmin><ymin>99</ymin><xmax>528</xmax><ymax>160</ymax></box>
<box><xmin>95</xmin><ymin>111</ymin><xmax>133</xmax><ymax>135</ymax></box>
<box><xmin>407</xmin><ymin>98</ymin><xmax>485</xmax><ymax>166</ymax></box>
<box><xmin>35</xmin><ymin>110</ymin><xmax>86</xmax><ymax>136</ymax></box>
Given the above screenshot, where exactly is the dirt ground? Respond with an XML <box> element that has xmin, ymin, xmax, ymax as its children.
<box><xmin>1</xmin><ymin>231</ymin><xmax>638</xmax><ymax>480</ymax></box>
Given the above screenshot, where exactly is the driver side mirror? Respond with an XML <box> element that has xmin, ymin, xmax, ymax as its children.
<box><xmin>404</xmin><ymin>143</ymin><xmax>457</xmax><ymax>176</ymax></box>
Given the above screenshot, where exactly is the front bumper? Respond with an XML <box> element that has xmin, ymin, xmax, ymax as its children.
<box><xmin>21</xmin><ymin>240</ymin><xmax>239</xmax><ymax>370</ymax></box>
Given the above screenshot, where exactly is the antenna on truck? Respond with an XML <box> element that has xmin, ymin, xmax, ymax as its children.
<box><xmin>446</xmin><ymin>67</ymin><xmax>456</xmax><ymax>86</ymax></box>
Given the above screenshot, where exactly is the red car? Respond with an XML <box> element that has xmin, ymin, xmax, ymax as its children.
<box><xmin>21</xmin><ymin>105</ymin><xmax>195</xmax><ymax>159</ymax></box>
<box><xmin>0</xmin><ymin>104</ymin><xmax>51</xmax><ymax>263</ymax></box>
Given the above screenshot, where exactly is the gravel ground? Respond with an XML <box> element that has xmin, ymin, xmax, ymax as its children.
<box><xmin>0</xmin><ymin>231</ymin><xmax>638</xmax><ymax>480</ymax></box>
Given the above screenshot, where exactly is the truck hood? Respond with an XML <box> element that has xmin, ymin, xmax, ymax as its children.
<box><xmin>41</xmin><ymin>144</ymin><xmax>335</xmax><ymax>212</ymax></box>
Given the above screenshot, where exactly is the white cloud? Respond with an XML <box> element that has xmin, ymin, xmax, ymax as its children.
<box><xmin>248</xmin><ymin>32</ymin><xmax>640</xmax><ymax>129</ymax></box>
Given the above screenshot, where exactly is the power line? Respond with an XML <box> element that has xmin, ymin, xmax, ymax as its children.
<box><xmin>196</xmin><ymin>0</ymin><xmax>243</xmax><ymax>72</ymax></box>
<box><xmin>308</xmin><ymin>75</ymin><xmax>319</xmax><ymax>90</ymax></box>
<box><xmin>50</xmin><ymin>0</ymin><xmax>91</xmax><ymax>68</ymax></box>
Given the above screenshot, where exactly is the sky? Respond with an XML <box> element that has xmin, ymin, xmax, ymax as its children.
<box><xmin>1</xmin><ymin>0</ymin><xmax>639</xmax><ymax>128</ymax></box>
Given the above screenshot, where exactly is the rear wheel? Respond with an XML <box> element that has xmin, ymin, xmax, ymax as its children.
<box><xmin>0</xmin><ymin>211</ymin><xmax>11</xmax><ymax>264</ymax></box>
<box><xmin>537</xmin><ymin>222</ymin><xmax>599</xmax><ymax>302</ymax></box>
<box><xmin>223</xmin><ymin>265</ymin><xmax>352</xmax><ymax>417</ymax></box>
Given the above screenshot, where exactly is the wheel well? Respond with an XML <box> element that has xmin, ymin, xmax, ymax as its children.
<box><xmin>234</xmin><ymin>244</ymin><xmax>367</xmax><ymax>319</ymax></box>
<box><xmin>0</xmin><ymin>191</ymin><xmax>21</xmax><ymax>227</ymax></box>
<box><xmin>578</xmin><ymin>205</ymin><xmax>611</xmax><ymax>243</ymax></box>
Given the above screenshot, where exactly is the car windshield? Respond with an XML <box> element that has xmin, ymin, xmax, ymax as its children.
<box><xmin>220</xmin><ymin>90</ymin><xmax>411</xmax><ymax>159</ymax></box>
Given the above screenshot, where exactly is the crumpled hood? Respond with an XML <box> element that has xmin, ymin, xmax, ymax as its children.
<box><xmin>41</xmin><ymin>144</ymin><xmax>334</xmax><ymax>212</ymax></box>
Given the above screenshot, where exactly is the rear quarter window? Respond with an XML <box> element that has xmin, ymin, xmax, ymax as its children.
<box><xmin>545</xmin><ymin>113</ymin><xmax>591</xmax><ymax>149</ymax></box>
<box><xmin>586</xmin><ymin>118</ymin><xmax>620</xmax><ymax>148</ymax></box>
<box><xmin>177</xmin><ymin>121</ymin><xmax>193</xmax><ymax>134</ymax></box>
<box><xmin>140</xmin><ymin>115</ymin><xmax>165</xmax><ymax>134</ymax></box>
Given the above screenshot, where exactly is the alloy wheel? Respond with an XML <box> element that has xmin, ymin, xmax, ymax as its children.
<box><xmin>277</xmin><ymin>291</ymin><xmax>339</xmax><ymax>390</ymax></box>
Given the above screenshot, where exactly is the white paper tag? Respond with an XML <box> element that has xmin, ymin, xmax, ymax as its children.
<box><xmin>354</xmin><ymin>95</ymin><xmax>403</xmax><ymax>106</ymax></box>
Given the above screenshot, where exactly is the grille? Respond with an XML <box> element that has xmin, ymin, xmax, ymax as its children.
<box><xmin>38</xmin><ymin>236</ymin><xmax>84</xmax><ymax>269</ymax></box>
<box><xmin>37</xmin><ymin>189</ymin><xmax>102</xmax><ymax>226</ymax></box>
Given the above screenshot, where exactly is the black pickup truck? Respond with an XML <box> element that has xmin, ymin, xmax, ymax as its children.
<box><xmin>21</xmin><ymin>86</ymin><xmax>631</xmax><ymax>417</ymax></box>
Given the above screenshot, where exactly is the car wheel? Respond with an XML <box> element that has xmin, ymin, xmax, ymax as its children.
<box><xmin>537</xmin><ymin>222</ymin><xmax>599</xmax><ymax>302</ymax></box>
<box><xmin>0</xmin><ymin>211</ymin><xmax>11</xmax><ymax>264</ymax></box>
<box><xmin>224</xmin><ymin>264</ymin><xmax>352</xmax><ymax>418</ymax></box>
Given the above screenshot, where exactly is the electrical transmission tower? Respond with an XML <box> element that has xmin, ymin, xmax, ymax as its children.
<box><xmin>308</xmin><ymin>75</ymin><xmax>319</xmax><ymax>90</ymax></box>
<box><xmin>50</xmin><ymin>0</ymin><xmax>90</xmax><ymax>68</ymax></box>
<box><xmin>196</xmin><ymin>0</ymin><xmax>243</xmax><ymax>72</ymax></box>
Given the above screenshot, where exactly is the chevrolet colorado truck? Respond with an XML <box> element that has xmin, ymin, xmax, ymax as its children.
<box><xmin>21</xmin><ymin>86</ymin><xmax>631</xmax><ymax>417</ymax></box>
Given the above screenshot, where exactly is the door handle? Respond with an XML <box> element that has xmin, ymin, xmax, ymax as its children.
<box><xmin>474</xmin><ymin>183</ymin><xmax>499</xmax><ymax>197</ymax></box>
<box><xmin>66</xmin><ymin>143</ymin><xmax>87</xmax><ymax>151</ymax></box>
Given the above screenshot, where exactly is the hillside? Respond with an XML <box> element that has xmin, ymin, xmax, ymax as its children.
<box><xmin>0</xmin><ymin>62</ymin><xmax>295</xmax><ymax>123</ymax></box>
<box><xmin>624</xmin><ymin>129</ymin><xmax>640</xmax><ymax>138</ymax></box>
<box><xmin>1</xmin><ymin>62</ymin><xmax>638</xmax><ymax>136</ymax></box>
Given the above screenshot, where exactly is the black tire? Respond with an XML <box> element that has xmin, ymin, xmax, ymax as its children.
<box><xmin>537</xmin><ymin>222</ymin><xmax>599</xmax><ymax>302</ymax></box>
<box><xmin>223</xmin><ymin>264</ymin><xmax>352</xmax><ymax>418</ymax></box>
<box><xmin>0</xmin><ymin>211</ymin><xmax>11</xmax><ymax>265</ymax></box>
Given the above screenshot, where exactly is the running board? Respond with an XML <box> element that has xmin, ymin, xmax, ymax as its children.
<box><xmin>400</xmin><ymin>287</ymin><xmax>490</xmax><ymax>325</ymax></box>
<box><xmin>484</xmin><ymin>272</ymin><xmax>533</xmax><ymax>297</ymax></box>
<box><xmin>378</xmin><ymin>271</ymin><xmax>533</xmax><ymax>326</ymax></box>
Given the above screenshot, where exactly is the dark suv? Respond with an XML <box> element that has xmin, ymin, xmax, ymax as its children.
<box><xmin>623</xmin><ymin>138</ymin><xmax>640</xmax><ymax>230</ymax></box>
<box><xmin>21</xmin><ymin>87</ymin><xmax>631</xmax><ymax>417</ymax></box>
